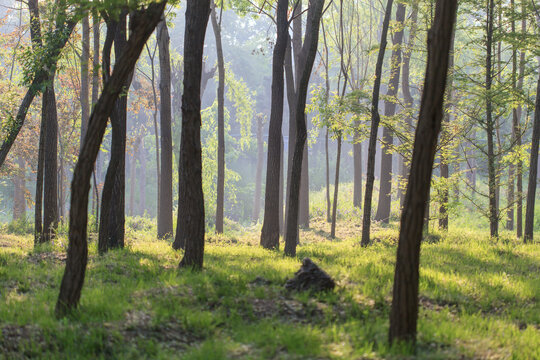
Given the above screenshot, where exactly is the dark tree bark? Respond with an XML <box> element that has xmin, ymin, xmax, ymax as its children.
<box><xmin>0</xmin><ymin>3</ymin><xmax>76</xmax><ymax>169</ymax></box>
<box><xmin>172</xmin><ymin>0</ymin><xmax>211</xmax><ymax>270</ymax></box>
<box><xmin>80</xmin><ymin>15</ymin><xmax>90</xmax><ymax>152</ymax></box>
<box><xmin>211</xmin><ymin>3</ymin><xmax>226</xmax><ymax>234</ymax></box>
<box><xmin>260</xmin><ymin>0</ymin><xmax>289</xmax><ymax>250</ymax></box>
<box><xmin>56</xmin><ymin>1</ymin><xmax>167</xmax><ymax>317</ymax></box>
<box><xmin>524</xmin><ymin>74</ymin><xmax>540</xmax><ymax>242</ymax></box>
<box><xmin>485</xmin><ymin>0</ymin><xmax>498</xmax><ymax>238</ymax></box>
<box><xmin>99</xmin><ymin>12</ymin><xmax>131</xmax><ymax>253</ymax></box>
<box><xmin>389</xmin><ymin>0</ymin><xmax>457</xmax><ymax>344</ymax></box>
<box><xmin>361</xmin><ymin>0</ymin><xmax>394</xmax><ymax>246</ymax></box>
<box><xmin>252</xmin><ymin>115</ymin><xmax>264</xmax><ymax>223</ymax></box>
<box><xmin>157</xmin><ymin>17</ymin><xmax>173</xmax><ymax>239</ymax></box>
<box><xmin>331</xmin><ymin>135</ymin><xmax>342</xmax><ymax>238</ymax></box>
<box><xmin>284</xmin><ymin>0</ymin><xmax>325</xmax><ymax>257</ymax></box>
<box><xmin>375</xmin><ymin>3</ymin><xmax>406</xmax><ymax>224</ymax></box>
<box><xmin>92</xmin><ymin>11</ymin><xmax>101</xmax><ymax>222</ymax></box>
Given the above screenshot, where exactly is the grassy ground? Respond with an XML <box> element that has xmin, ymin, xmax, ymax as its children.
<box><xmin>0</xmin><ymin>217</ymin><xmax>539</xmax><ymax>359</ymax></box>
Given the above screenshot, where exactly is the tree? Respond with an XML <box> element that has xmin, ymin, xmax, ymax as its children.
<box><xmin>210</xmin><ymin>1</ymin><xmax>226</xmax><ymax>234</ymax></box>
<box><xmin>252</xmin><ymin>114</ymin><xmax>265</xmax><ymax>223</ymax></box>
<box><xmin>374</xmin><ymin>2</ymin><xmax>406</xmax><ymax>224</ymax></box>
<box><xmin>389</xmin><ymin>0</ymin><xmax>457</xmax><ymax>344</ymax></box>
<box><xmin>172</xmin><ymin>0</ymin><xmax>211</xmax><ymax>270</ymax></box>
<box><xmin>361</xmin><ymin>0</ymin><xmax>393</xmax><ymax>247</ymax></box>
<box><xmin>284</xmin><ymin>0</ymin><xmax>325</xmax><ymax>257</ymax></box>
<box><xmin>260</xmin><ymin>0</ymin><xmax>289</xmax><ymax>250</ymax></box>
<box><xmin>56</xmin><ymin>1</ymin><xmax>167</xmax><ymax>316</ymax></box>
<box><xmin>157</xmin><ymin>15</ymin><xmax>173</xmax><ymax>239</ymax></box>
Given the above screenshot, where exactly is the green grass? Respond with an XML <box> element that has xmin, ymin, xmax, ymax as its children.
<box><xmin>0</xmin><ymin>218</ymin><xmax>539</xmax><ymax>359</ymax></box>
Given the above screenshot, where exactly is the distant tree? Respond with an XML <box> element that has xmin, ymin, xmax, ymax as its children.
<box><xmin>389</xmin><ymin>0</ymin><xmax>457</xmax><ymax>344</ymax></box>
<box><xmin>173</xmin><ymin>0</ymin><xmax>211</xmax><ymax>269</ymax></box>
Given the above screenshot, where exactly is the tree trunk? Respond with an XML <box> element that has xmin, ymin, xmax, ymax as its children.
<box><xmin>361</xmin><ymin>0</ymin><xmax>394</xmax><ymax>246</ymax></box>
<box><xmin>139</xmin><ymin>140</ymin><xmax>147</xmax><ymax>216</ymax></box>
<box><xmin>325</xmin><ymin>129</ymin><xmax>331</xmax><ymax>222</ymax></box>
<box><xmin>375</xmin><ymin>3</ymin><xmax>406</xmax><ymax>224</ymax></box>
<box><xmin>157</xmin><ymin>17</ymin><xmax>174</xmax><ymax>239</ymax></box>
<box><xmin>129</xmin><ymin>139</ymin><xmax>138</xmax><ymax>217</ymax></box>
<box><xmin>284</xmin><ymin>0</ymin><xmax>325</xmax><ymax>257</ymax></box>
<box><xmin>99</xmin><ymin>13</ymin><xmax>131</xmax><ymax>253</ymax></box>
<box><xmin>353</xmin><ymin>122</ymin><xmax>362</xmax><ymax>208</ymax></box>
<box><xmin>331</xmin><ymin>135</ymin><xmax>342</xmax><ymax>238</ymax></box>
<box><xmin>524</xmin><ymin>73</ymin><xmax>540</xmax><ymax>242</ymax></box>
<box><xmin>173</xmin><ymin>0</ymin><xmax>211</xmax><ymax>270</ymax></box>
<box><xmin>515</xmin><ymin>4</ymin><xmax>526</xmax><ymax>238</ymax></box>
<box><xmin>56</xmin><ymin>1</ymin><xmax>167</xmax><ymax>317</ymax></box>
<box><xmin>260</xmin><ymin>0</ymin><xmax>289</xmax><ymax>250</ymax></box>
<box><xmin>252</xmin><ymin>115</ymin><xmax>264</xmax><ymax>223</ymax></box>
<box><xmin>42</xmin><ymin>76</ymin><xmax>59</xmax><ymax>242</ymax></box>
<box><xmin>389</xmin><ymin>0</ymin><xmax>457</xmax><ymax>344</ymax></box>
<box><xmin>211</xmin><ymin>4</ymin><xmax>226</xmax><ymax>234</ymax></box>
<box><xmin>80</xmin><ymin>15</ymin><xmax>90</xmax><ymax>152</ymax></box>
<box><xmin>486</xmin><ymin>0</ymin><xmax>498</xmax><ymax>238</ymax></box>
<box><xmin>92</xmin><ymin>11</ymin><xmax>101</xmax><ymax>221</ymax></box>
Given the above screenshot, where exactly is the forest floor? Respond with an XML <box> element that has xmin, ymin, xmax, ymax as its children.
<box><xmin>0</xmin><ymin>217</ymin><xmax>539</xmax><ymax>359</ymax></box>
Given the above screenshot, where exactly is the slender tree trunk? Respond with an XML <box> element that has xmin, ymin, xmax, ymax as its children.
<box><xmin>284</xmin><ymin>0</ymin><xmax>325</xmax><ymax>257</ymax></box>
<box><xmin>353</xmin><ymin>122</ymin><xmax>362</xmax><ymax>208</ymax></box>
<box><xmin>56</xmin><ymin>2</ymin><xmax>166</xmax><ymax>317</ymax></box>
<box><xmin>515</xmin><ymin>3</ymin><xmax>526</xmax><ymax>238</ymax></box>
<box><xmin>157</xmin><ymin>17</ymin><xmax>173</xmax><ymax>239</ymax></box>
<box><xmin>375</xmin><ymin>3</ymin><xmax>406</xmax><ymax>224</ymax></box>
<box><xmin>211</xmin><ymin>3</ymin><xmax>226</xmax><ymax>234</ymax></box>
<box><xmin>389</xmin><ymin>0</ymin><xmax>457</xmax><ymax>344</ymax></box>
<box><xmin>139</xmin><ymin>140</ymin><xmax>147</xmax><ymax>216</ymax></box>
<box><xmin>92</xmin><ymin>11</ymin><xmax>101</xmax><ymax>221</ymax></box>
<box><xmin>260</xmin><ymin>0</ymin><xmax>289</xmax><ymax>250</ymax></box>
<box><xmin>80</xmin><ymin>15</ymin><xmax>90</xmax><ymax>152</ymax></box>
<box><xmin>173</xmin><ymin>0</ymin><xmax>211</xmax><ymax>270</ymax></box>
<box><xmin>486</xmin><ymin>0</ymin><xmax>498</xmax><ymax>238</ymax></box>
<box><xmin>361</xmin><ymin>0</ymin><xmax>394</xmax><ymax>246</ymax></box>
<box><xmin>35</xmin><ymin>111</ymin><xmax>45</xmax><ymax>244</ymax></box>
<box><xmin>252</xmin><ymin>115</ymin><xmax>264</xmax><ymax>223</ymax></box>
<box><xmin>325</xmin><ymin>130</ymin><xmax>331</xmax><ymax>222</ymax></box>
<box><xmin>331</xmin><ymin>135</ymin><xmax>342</xmax><ymax>238</ymax></box>
<box><xmin>524</xmin><ymin>71</ymin><xmax>540</xmax><ymax>242</ymax></box>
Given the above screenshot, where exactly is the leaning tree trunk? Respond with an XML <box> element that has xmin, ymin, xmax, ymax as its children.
<box><xmin>260</xmin><ymin>0</ymin><xmax>289</xmax><ymax>250</ymax></box>
<box><xmin>211</xmin><ymin>3</ymin><xmax>226</xmax><ymax>234</ymax></box>
<box><xmin>56</xmin><ymin>1</ymin><xmax>167</xmax><ymax>317</ymax></box>
<box><xmin>157</xmin><ymin>17</ymin><xmax>173</xmax><ymax>239</ymax></box>
<box><xmin>524</xmin><ymin>73</ymin><xmax>540</xmax><ymax>242</ymax></box>
<box><xmin>389</xmin><ymin>0</ymin><xmax>457</xmax><ymax>344</ymax></box>
<box><xmin>173</xmin><ymin>0</ymin><xmax>211</xmax><ymax>270</ymax></box>
<box><xmin>361</xmin><ymin>0</ymin><xmax>394</xmax><ymax>247</ymax></box>
<box><xmin>284</xmin><ymin>0</ymin><xmax>325</xmax><ymax>257</ymax></box>
<box><xmin>330</xmin><ymin>134</ymin><xmax>342</xmax><ymax>238</ymax></box>
<box><xmin>375</xmin><ymin>3</ymin><xmax>406</xmax><ymax>224</ymax></box>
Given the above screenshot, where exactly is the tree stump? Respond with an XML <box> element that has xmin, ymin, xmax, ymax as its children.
<box><xmin>285</xmin><ymin>258</ymin><xmax>335</xmax><ymax>292</ymax></box>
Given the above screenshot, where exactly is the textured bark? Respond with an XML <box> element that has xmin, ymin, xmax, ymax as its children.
<box><xmin>330</xmin><ymin>135</ymin><xmax>342</xmax><ymax>238</ymax></box>
<box><xmin>173</xmin><ymin>0</ymin><xmax>210</xmax><ymax>271</ymax></box>
<box><xmin>260</xmin><ymin>0</ymin><xmax>289</xmax><ymax>250</ymax></box>
<box><xmin>211</xmin><ymin>4</ymin><xmax>226</xmax><ymax>234</ymax></box>
<box><xmin>486</xmin><ymin>0</ymin><xmax>498</xmax><ymax>238</ymax></box>
<box><xmin>284</xmin><ymin>0</ymin><xmax>325</xmax><ymax>257</ymax></box>
<box><xmin>375</xmin><ymin>3</ymin><xmax>406</xmax><ymax>224</ymax></box>
<box><xmin>99</xmin><ymin>13</ymin><xmax>130</xmax><ymax>253</ymax></box>
<box><xmin>252</xmin><ymin>115</ymin><xmax>264</xmax><ymax>223</ymax></box>
<box><xmin>157</xmin><ymin>17</ymin><xmax>173</xmax><ymax>239</ymax></box>
<box><xmin>56</xmin><ymin>1</ymin><xmax>166</xmax><ymax>317</ymax></box>
<box><xmin>389</xmin><ymin>0</ymin><xmax>457</xmax><ymax>344</ymax></box>
<box><xmin>361</xmin><ymin>0</ymin><xmax>393</xmax><ymax>246</ymax></box>
<box><xmin>524</xmin><ymin>73</ymin><xmax>540</xmax><ymax>242</ymax></box>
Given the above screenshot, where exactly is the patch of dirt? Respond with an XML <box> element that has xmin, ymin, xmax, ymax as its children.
<box><xmin>419</xmin><ymin>296</ymin><xmax>459</xmax><ymax>314</ymax></box>
<box><xmin>121</xmin><ymin>319</ymin><xmax>200</xmax><ymax>351</ymax></box>
<box><xmin>0</xmin><ymin>324</ymin><xmax>46</xmax><ymax>358</ymax></box>
<box><xmin>26</xmin><ymin>252</ymin><xmax>66</xmax><ymax>264</ymax></box>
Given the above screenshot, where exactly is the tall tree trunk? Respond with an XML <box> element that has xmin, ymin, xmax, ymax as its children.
<box><xmin>353</xmin><ymin>123</ymin><xmax>362</xmax><ymax>208</ymax></box>
<box><xmin>375</xmin><ymin>3</ymin><xmax>406</xmax><ymax>224</ymax></box>
<box><xmin>157</xmin><ymin>17</ymin><xmax>173</xmax><ymax>239</ymax></box>
<box><xmin>139</xmin><ymin>140</ymin><xmax>147</xmax><ymax>216</ymax></box>
<box><xmin>35</xmin><ymin>112</ymin><xmax>45</xmax><ymax>244</ymax></box>
<box><xmin>252</xmin><ymin>115</ymin><xmax>264</xmax><ymax>223</ymax></box>
<box><xmin>524</xmin><ymin>69</ymin><xmax>540</xmax><ymax>242</ymax></box>
<box><xmin>439</xmin><ymin>34</ymin><xmax>454</xmax><ymax>230</ymax></box>
<box><xmin>173</xmin><ymin>0</ymin><xmax>210</xmax><ymax>270</ymax></box>
<box><xmin>99</xmin><ymin>13</ymin><xmax>131</xmax><ymax>253</ymax></box>
<box><xmin>260</xmin><ymin>0</ymin><xmax>289</xmax><ymax>250</ymax></box>
<box><xmin>361</xmin><ymin>0</ymin><xmax>394</xmax><ymax>246</ymax></box>
<box><xmin>515</xmin><ymin>3</ymin><xmax>526</xmax><ymax>238</ymax></box>
<box><xmin>92</xmin><ymin>11</ymin><xmax>101</xmax><ymax>222</ymax></box>
<box><xmin>284</xmin><ymin>0</ymin><xmax>325</xmax><ymax>257</ymax></box>
<box><xmin>389</xmin><ymin>0</ymin><xmax>457</xmax><ymax>344</ymax></box>
<box><xmin>331</xmin><ymin>135</ymin><xmax>342</xmax><ymax>238</ymax></box>
<box><xmin>56</xmin><ymin>2</ymin><xmax>166</xmax><ymax>317</ymax></box>
<box><xmin>211</xmin><ymin>3</ymin><xmax>226</xmax><ymax>234</ymax></box>
<box><xmin>325</xmin><ymin>129</ymin><xmax>331</xmax><ymax>222</ymax></box>
<box><xmin>80</xmin><ymin>15</ymin><xmax>90</xmax><ymax>152</ymax></box>
<box><xmin>400</xmin><ymin>4</ymin><xmax>419</xmax><ymax>207</ymax></box>
<box><xmin>486</xmin><ymin>0</ymin><xmax>498</xmax><ymax>238</ymax></box>
<box><xmin>42</xmin><ymin>76</ymin><xmax>59</xmax><ymax>242</ymax></box>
